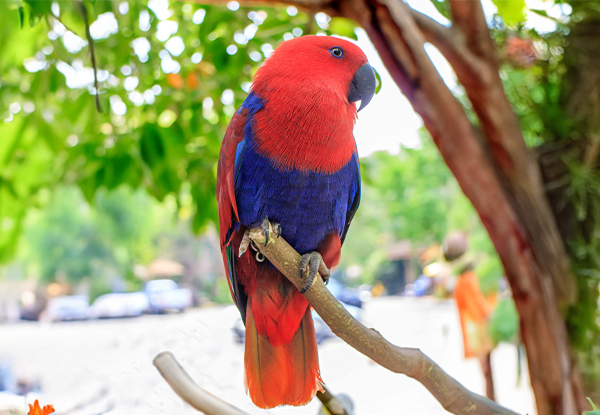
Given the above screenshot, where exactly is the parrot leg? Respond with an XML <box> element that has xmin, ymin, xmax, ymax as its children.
<box><xmin>239</xmin><ymin>229</ymin><xmax>252</xmax><ymax>257</ymax></box>
<box><xmin>238</xmin><ymin>218</ymin><xmax>281</xmax><ymax>258</ymax></box>
<box><xmin>299</xmin><ymin>252</ymin><xmax>330</xmax><ymax>294</ymax></box>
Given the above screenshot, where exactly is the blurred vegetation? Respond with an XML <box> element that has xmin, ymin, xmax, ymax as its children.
<box><xmin>10</xmin><ymin>184</ymin><xmax>228</xmax><ymax>300</ymax></box>
<box><xmin>341</xmin><ymin>131</ymin><xmax>503</xmax><ymax>293</ymax></box>
<box><xmin>0</xmin><ymin>0</ymin><xmax>355</xmax><ymax>263</ymax></box>
<box><xmin>484</xmin><ymin>0</ymin><xmax>600</xmax><ymax>397</ymax></box>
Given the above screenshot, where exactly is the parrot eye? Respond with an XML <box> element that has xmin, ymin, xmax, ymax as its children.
<box><xmin>330</xmin><ymin>47</ymin><xmax>344</xmax><ymax>58</ymax></box>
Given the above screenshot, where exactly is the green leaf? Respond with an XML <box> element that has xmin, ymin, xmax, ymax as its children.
<box><xmin>373</xmin><ymin>67</ymin><xmax>382</xmax><ymax>94</ymax></box>
<box><xmin>28</xmin><ymin>9</ymin><xmax>41</xmax><ymax>27</ymax></box>
<box><xmin>428</xmin><ymin>0</ymin><xmax>451</xmax><ymax>20</ymax></box>
<box><xmin>528</xmin><ymin>8</ymin><xmax>557</xmax><ymax>21</ymax></box>
<box><xmin>493</xmin><ymin>0</ymin><xmax>527</xmax><ymax>26</ymax></box>
<box><xmin>18</xmin><ymin>6</ymin><xmax>24</xmax><ymax>28</ymax></box>
<box><xmin>24</xmin><ymin>0</ymin><xmax>51</xmax><ymax>17</ymax></box>
<box><xmin>140</xmin><ymin>124</ymin><xmax>166</xmax><ymax>170</ymax></box>
<box><xmin>583</xmin><ymin>398</ymin><xmax>600</xmax><ymax>415</ymax></box>
<box><xmin>328</xmin><ymin>17</ymin><xmax>358</xmax><ymax>40</ymax></box>
<box><xmin>489</xmin><ymin>299</ymin><xmax>519</xmax><ymax>344</ymax></box>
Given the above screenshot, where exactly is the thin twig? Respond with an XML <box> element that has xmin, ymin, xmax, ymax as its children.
<box><xmin>247</xmin><ymin>224</ymin><xmax>521</xmax><ymax>415</ymax></box>
<box><xmin>154</xmin><ymin>351</ymin><xmax>352</xmax><ymax>415</ymax></box>
<box><xmin>153</xmin><ymin>351</ymin><xmax>250</xmax><ymax>415</ymax></box>
<box><xmin>78</xmin><ymin>1</ymin><xmax>102</xmax><ymax>113</ymax></box>
<box><xmin>316</xmin><ymin>384</ymin><xmax>351</xmax><ymax>415</ymax></box>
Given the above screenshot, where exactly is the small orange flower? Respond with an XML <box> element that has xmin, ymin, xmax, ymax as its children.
<box><xmin>28</xmin><ymin>399</ymin><xmax>55</xmax><ymax>415</ymax></box>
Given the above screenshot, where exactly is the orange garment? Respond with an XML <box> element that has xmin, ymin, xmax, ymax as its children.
<box><xmin>454</xmin><ymin>271</ymin><xmax>494</xmax><ymax>358</ymax></box>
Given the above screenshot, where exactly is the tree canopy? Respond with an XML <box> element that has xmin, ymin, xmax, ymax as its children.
<box><xmin>0</xmin><ymin>0</ymin><xmax>361</xmax><ymax>263</ymax></box>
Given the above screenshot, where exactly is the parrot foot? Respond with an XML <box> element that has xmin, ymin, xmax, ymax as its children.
<box><xmin>239</xmin><ymin>218</ymin><xmax>281</xmax><ymax>261</ymax></box>
<box><xmin>239</xmin><ymin>229</ymin><xmax>266</xmax><ymax>262</ymax></box>
<box><xmin>299</xmin><ymin>252</ymin><xmax>330</xmax><ymax>294</ymax></box>
<box><xmin>261</xmin><ymin>217</ymin><xmax>281</xmax><ymax>246</ymax></box>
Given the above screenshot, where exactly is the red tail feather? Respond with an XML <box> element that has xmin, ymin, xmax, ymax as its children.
<box><xmin>245</xmin><ymin>299</ymin><xmax>322</xmax><ymax>408</ymax></box>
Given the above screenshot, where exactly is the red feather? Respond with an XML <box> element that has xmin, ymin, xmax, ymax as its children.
<box><xmin>217</xmin><ymin>108</ymin><xmax>248</xmax><ymax>301</ymax></box>
<box><xmin>245</xmin><ymin>297</ymin><xmax>323</xmax><ymax>409</ymax></box>
<box><xmin>217</xmin><ymin>108</ymin><xmax>247</xmax><ymax>248</ymax></box>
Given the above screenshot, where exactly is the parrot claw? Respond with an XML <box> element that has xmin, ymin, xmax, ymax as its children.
<box><xmin>261</xmin><ymin>217</ymin><xmax>281</xmax><ymax>246</ymax></box>
<box><xmin>299</xmin><ymin>252</ymin><xmax>330</xmax><ymax>294</ymax></box>
<box><xmin>273</xmin><ymin>222</ymin><xmax>282</xmax><ymax>238</ymax></box>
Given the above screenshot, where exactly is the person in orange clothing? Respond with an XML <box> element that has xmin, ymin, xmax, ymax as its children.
<box><xmin>454</xmin><ymin>265</ymin><xmax>496</xmax><ymax>400</ymax></box>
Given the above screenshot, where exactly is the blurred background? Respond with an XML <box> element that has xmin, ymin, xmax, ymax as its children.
<box><xmin>0</xmin><ymin>0</ymin><xmax>598</xmax><ymax>413</ymax></box>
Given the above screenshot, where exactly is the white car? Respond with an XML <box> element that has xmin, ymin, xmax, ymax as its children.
<box><xmin>42</xmin><ymin>296</ymin><xmax>90</xmax><ymax>322</ymax></box>
<box><xmin>90</xmin><ymin>292</ymin><xmax>149</xmax><ymax>319</ymax></box>
<box><xmin>145</xmin><ymin>279</ymin><xmax>193</xmax><ymax>314</ymax></box>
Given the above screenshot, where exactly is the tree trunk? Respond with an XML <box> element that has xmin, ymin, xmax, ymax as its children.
<box><xmin>480</xmin><ymin>352</ymin><xmax>495</xmax><ymax>402</ymax></box>
<box><xmin>326</xmin><ymin>0</ymin><xmax>586</xmax><ymax>413</ymax></box>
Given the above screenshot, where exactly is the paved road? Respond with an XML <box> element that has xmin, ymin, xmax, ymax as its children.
<box><xmin>0</xmin><ymin>297</ymin><xmax>535</xmax><ymax>415</ymax></box>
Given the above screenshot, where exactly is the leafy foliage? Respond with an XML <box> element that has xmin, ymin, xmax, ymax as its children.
<box><xmin>489</xmin><ymin>298</ymin><xmax>519</xmax><ymax>344</ymax></box>
<box><xmin>0</xmin><ymin>0</ymin><xmax>344</xmax><ymax>263</ymax></box>
<box><xmin>492</xmin><ymin>0</ymin><xmax>527</xmax><ymax>27</ymax></box>
<box><xmin>487</xmin><ymin>0</ymin><xmax>600</xmax><ymax>396</ymax></box>
<box><xmin>427</xmin><ymin>0</ymin><xmax>451</xmax><ymax>21</ymax></box>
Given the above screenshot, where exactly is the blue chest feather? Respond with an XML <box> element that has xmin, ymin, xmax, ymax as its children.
<box><xmin>234</xmin><ymin>93</ymin><xmax>359</xmax><ymax>254</ymax></box>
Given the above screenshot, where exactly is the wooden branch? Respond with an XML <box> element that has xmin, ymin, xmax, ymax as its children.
<box><xmin>247</xmin><ymin>225</ymin><xmax>520</xmax><ymax>415</ymax></box>
<box><xmin>317</xmin><ymin>384</ymin><xmax>351</xmax><ymax>415</ymax></box>
<box><xmin>448</xmin><ymin>0</ymin><xmax>495</xmax><ymax>64</ymax></box>
<box><xmin>186</xmin><ymin>0</ymin><xmax>340</xmax><ymax>17</ymax></box>
<box><xmin>154</xmin><ymin>351</ymin><xmax>250</xmax><ymax>415</ymax></box>
<box><xmin>444</xmin><ymin>0</ymin><xmax>577</xmax><ymax>311</ymax></box>
<box><xmin>408</xmin><ymin>9</ymin><xmax>486</xmax><ymax>89</ymax></box>
<box><xmin>78</xmin><ymin>1</ymin><xmax>102</xmax><ymax>113</ymax></box>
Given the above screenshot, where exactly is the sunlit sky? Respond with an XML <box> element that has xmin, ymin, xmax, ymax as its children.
<box><xmin>39</xmin><ymin>0</ymin><xmax>569</xmax><ymax>157</ymax></box>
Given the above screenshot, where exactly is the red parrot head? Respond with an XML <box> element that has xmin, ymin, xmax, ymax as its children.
<box><xmin>252</xmin><ymin>35</ymin><xmax>376</xmax><ymax>112</ymax></box>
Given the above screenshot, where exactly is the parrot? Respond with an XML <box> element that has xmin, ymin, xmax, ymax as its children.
<box><xmin>217</xmin><ymin>35</ymin><xmax>375</xmax><ymax>409</ymax></box>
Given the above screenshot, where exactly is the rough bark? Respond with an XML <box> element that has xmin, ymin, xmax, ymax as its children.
<box><xmin>192</xmin><ymin>0</ymin><xmax>587</xmax><ymax>412</ymax></box>
<box><xmin>334</xmin><ymin>2</ymin><xmax>584</xmax><ymax>412</ymax></box>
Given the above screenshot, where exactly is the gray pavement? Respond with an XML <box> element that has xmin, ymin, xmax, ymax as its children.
<box><xmin>0</xmin><ymin>297</ymin><xmax>535</xmax><ymax>414</ymax></box>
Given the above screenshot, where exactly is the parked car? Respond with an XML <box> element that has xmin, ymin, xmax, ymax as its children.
<box><xmin>41</xmin><ymin>295</ymin><xmax>89</xmax><ymax>322</ymax></box>
<box><xmin>231</xmin><ymin>278</ymin><xmax>363</xmax><ymax>344</ymax></box>
<box><xmin>145</xmin><ymin>279</ymin><xmax>193</xmax><ymax>314</ymax></box>
<box><xmin>90</xmin><ymin>292</ymin><xmax>149</xmax><ymax>319</ymax></box>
